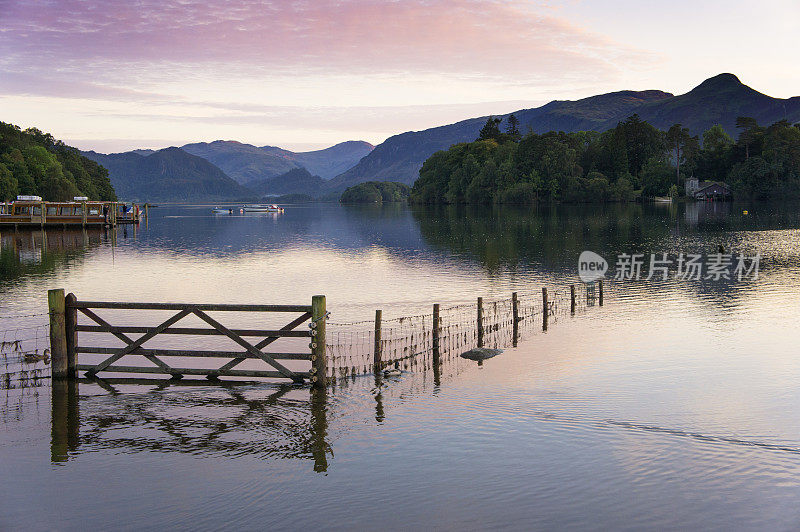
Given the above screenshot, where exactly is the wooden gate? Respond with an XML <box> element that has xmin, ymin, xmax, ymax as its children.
<box><xmin>48</xmin><ymin>290</ymin><xmax>327</xmax><ymax>387</ymax></box>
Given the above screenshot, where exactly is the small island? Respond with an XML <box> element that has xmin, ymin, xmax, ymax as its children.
<box><xmin>340</xmin><ymin>181</ymin><xmax>411</xmax><ymax>203</ymax></box>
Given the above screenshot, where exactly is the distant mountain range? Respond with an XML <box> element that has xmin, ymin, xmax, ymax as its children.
<box><xmin>83</xmin><ymin>140</ymin><xmax>373</xmax><ymax>201</ymax></box>
<box><xmin>83</xmin><ymin>147</ymin><xmax>253</xmax><ymax>202</ymax></box>
<box><xmin>246</xmin><ymin>167</ymin><xmax>326</xmax><ymax>197</ymax></box>
<box><xmin>81</xmin><ymin>74</ymin><xmax>800</xmax><ymax>201</ymax></box>
<box><xmin>333</xmin><ymin>74</ymin><xmax>800</xmax><ymax>189</ymax></box>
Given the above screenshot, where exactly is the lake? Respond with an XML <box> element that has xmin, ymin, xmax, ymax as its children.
<box><xmin>2</xmin><ymin>201</ymin><xmax>800</xmax><ymax>530</ymax></box>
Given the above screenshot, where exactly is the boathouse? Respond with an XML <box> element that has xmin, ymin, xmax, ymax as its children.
<box><xmin>685</xmin><ymin>177</ymin><xmax>732</xmax><ymax>200</ymax></box>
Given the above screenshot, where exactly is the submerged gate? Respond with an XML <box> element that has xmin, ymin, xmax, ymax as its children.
<box><xmin>47</xmin><ymin>290</ymin><xmax>327</xmax><ymax>387</ymax></box>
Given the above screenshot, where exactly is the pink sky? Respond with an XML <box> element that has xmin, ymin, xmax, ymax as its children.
<box><xmin>0</xmin><ymin>0</ymin><xmax>798</xmax><ymax>152</ymax></box>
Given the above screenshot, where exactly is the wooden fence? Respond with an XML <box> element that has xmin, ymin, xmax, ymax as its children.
<box><xmin>47</xmin><ymin>289</ymin><xmax>328</xmax><ymax>387</ymax></box>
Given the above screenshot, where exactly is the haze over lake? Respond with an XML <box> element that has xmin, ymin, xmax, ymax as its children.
<box><xmin>2</xmin><ymin>202</ymin><xmax>800</xmax><ymax>529</ymax></box>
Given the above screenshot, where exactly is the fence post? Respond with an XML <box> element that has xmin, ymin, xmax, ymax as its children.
<box><xmin>542</xmin><ymin>287</ymin><xmax>548</xmax><ymax>331</ymax></box>
<box><xmin>511</xmin><ymin>292</ymin><xmax>519</xmax><ymax>347</ymax></box>
<box><xmin>570</xmin><ymin>285</ymin><xmax>576</xmax><ymax>314</ymax></box>
<box><xmin>432</xmin><ymin>303</ymin><xmax>440</xmax><ymax>365</ymax></box>
<box><xmin>65</xmin><ymin>293</ymin><xmax>77</xmax><ymax>378</ymax></box>
<box><xmin>373</xmin><ymin>309</ymin><xmax>382</xmax><ymax>372</ymax></box>
<box><xmin>477</xmin><ymin>297</ymin><xmax>484</xmax><ymax>347</ymax></box>
<box><xmin>598</xmin><ymin>279</ymin><xmax>604</xmax><ymax>306</ymax></box>
<box><xmin>48</xmin><ymin>289</ymin><xmax>69</xmax><ymax>379</ymax></box>
<box><xmin>311</xmin><ymin>295</ymin><xmax>327</xmax><ymax>388</ymax></box>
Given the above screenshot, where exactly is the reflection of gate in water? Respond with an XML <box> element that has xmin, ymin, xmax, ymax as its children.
<box><xmin>51</xmin><ymin>380</ymin><xmax>332</xmax><ymax>472</ymax></box>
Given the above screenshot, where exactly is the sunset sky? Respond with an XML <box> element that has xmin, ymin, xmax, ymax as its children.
<box><xmin>1</xmin><ymin>0</ymin><xmax>798</xmax><ymax>153</ymax></box>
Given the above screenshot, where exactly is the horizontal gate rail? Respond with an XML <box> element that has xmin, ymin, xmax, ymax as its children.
<box><xmin>71</xmin><ymin>302</ymin><xmax>313</xmax><ymax>313</ymax></box>
<box><xmin>74</xmin><ymin>347</ymin><xmax>312</xmax><ymax>360</ymax></box>
<box><xmin>74</xmin><ymin>325</ymin><xmax>312</xmax><ymax>337</ymax></box>
<box><xmin>48</xmin><ymin>290</ymin><xmax>328</xmax><ymax>387</ymax></box>
<box><xmin>75</xmin><ymin>365</ymin><xmax>312</xmax><ymax>379</ymax></box>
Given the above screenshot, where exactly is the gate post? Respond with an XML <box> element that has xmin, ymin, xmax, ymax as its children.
<box><xmin>542</xmin><ymin>287</ymin><xmax>548</xmax><ymax>331</ymax></box>
<box><xmin>511</xmin><ymin>292</ymin><xmax>519</xmax><ymax>347</ymax></box>
<box><xmin>432</xmin><ymin>303</ymin><xmax>440</xmax><ymax>365</ymax></box>
<box><xmin>65</xmin><ymin>293</ymin><xmax>77</xmax><ymax>378</ymax></box>
<box><xmin>48</xmin><ymin>289</ymin><xmax>69</xmax><ymax>379</ymax></box>
<box><xmin>311</xmin><ymin>295</ymin><xmax>327</xmax><ymax>388</ymax></box>
<box><xmin>373</xmin><ymin>309</ymin><xmax>382</xmax><ymax>372</ymax></box>
<box><xmin>477</xmin><ymin>297</ymin><xmax>484</xmax><ymax>347</ymax></box>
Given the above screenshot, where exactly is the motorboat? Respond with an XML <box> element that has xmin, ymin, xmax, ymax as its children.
<box><xmin>212</xmin><ymin>207</ymin><xmax>233</xmax><ymax>214</ymax></box>
<box><xmin>243</xmin><ymin>204</ymin><xmax>284</xmax><ymax>213</ymax></box>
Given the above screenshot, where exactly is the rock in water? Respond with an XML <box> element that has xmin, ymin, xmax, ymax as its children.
<box><xmin>460</xmin><ymin>348</ymin><xmax>503</xmax><ymax>361</ymax></box>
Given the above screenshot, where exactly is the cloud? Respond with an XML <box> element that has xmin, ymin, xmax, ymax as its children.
<box><xmin>1</xmin><ymin>0</ymin><xmax>652</xmax><ymax>82</ymax></box>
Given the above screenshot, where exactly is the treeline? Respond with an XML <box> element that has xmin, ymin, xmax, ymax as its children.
<box><xmin>0</xmin><ymin>122</ymin><xmax>116</xmax><ymax>201</ymax></box>
<box><xmin>340</xmin><ymin>181</ymin><xmax>410</xmax><ymax>203</ymax></box>
<box><xmin>410</xmin><ymin>114</ymin><xmax>800</xmax><ymax>204</ymax></box>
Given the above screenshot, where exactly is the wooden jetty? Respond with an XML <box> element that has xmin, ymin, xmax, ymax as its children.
<box><xmin>0</xmin><ymin>196</ymin><xmax>143</xmax><ymax>228</ymax></box>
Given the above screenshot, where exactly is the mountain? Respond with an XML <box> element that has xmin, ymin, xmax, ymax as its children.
<box><xmin>82</xmin><ymin>147</ymin><xmax>253</xmax><ymax>202</ymax></box>
<box><xmin>246</xmin><ymin>167</ymin><xmax>326</xmax><ymax>197</ymax></box>
<box><xmin>328</xmin><ymin>74</ymin><xmax>800</xmax><ymax>190</ymax></box>
<box><xmin>181</xmin><ymin>141</ymin><xmax>299</xmax><ymax>185</ymax></box>
<box><xmin>281</xmin><ymin>141</ymin><xmax>374</xmax><ymax>179</ymax></box>
<box><xmin>181</xmin><ymin>140</ymin><xmax>374</xmax><ymax>184</ymax></box>
<box><xmin>613</xmin><ymin>73</ymin><xmax>800</xmax><ymax>134</ymax></box>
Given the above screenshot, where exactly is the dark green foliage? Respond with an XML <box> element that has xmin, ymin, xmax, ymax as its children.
<box><xmin>271</xmin><ymin>193</ymin><xmax>314</xmax><ymax>203</ymax></box>
<box><xmin>411</xmin><ymin>116</ymin><xmax>800</xmax><ymax>203</ymax></box>
<box><xmin>506</xmin><ymin>114</ymin><xmax>521</xmax><ymax>140</ymax></box>
<box><xmin>477</xmin><ymin>117</ymin><xmax>503</xmax><ymax>142</ymax></box>
<box><xmin>0</xmin><ymin>122</ymin><xmax>116</xmax><ymax>201</ymax></box>
<box><xmin>340</xmin><ymin>181</ymin><xmax>411</xmax><ymax>203</ymax></box>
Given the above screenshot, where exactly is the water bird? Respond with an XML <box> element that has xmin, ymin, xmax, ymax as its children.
<box><xmin>460</xmin><ymin>347</ymin><xmax>503</xmax><ymax>361</ymax></box>
<box><xmin>24</xmin><ymin>348</ymin><xmax>50</xmax><ymax>364</ymax></box>
<box><xmin>383</xmin><ymin>368</ymin><xmax>402</xmax><ymax>377</ymax></box>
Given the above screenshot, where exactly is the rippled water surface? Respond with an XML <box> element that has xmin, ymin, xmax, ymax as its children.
<box><xmin>2</xmin><ymin>202</ymin><xmax>800</xmax><ymax>530</ymax></box>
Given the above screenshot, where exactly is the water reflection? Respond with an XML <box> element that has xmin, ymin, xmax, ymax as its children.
<box><xmin>51</xmin><ymin>379</ymin><xmax>333</xmax><ymax>472</ymax></box>
<box><xmin>0</xmin><ymin>228</ymin><xmax>106</xmax><ymax>286</ymax></box>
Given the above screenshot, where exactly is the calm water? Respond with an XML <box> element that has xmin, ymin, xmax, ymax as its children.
<box><xmin>2</xmin><ymin>202</ymin><xmax>800</xmax><ymax>530</ymax></box>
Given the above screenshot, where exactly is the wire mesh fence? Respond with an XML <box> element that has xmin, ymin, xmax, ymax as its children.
<box><xmin>1</xmin><ymin>314</ymin><xmax>52</xmax><ymax>390</ymax></box>
<box><xmin>325</xmin><ymin>283</ymin><xmax>600</xmax><ymax>381</ymax></box>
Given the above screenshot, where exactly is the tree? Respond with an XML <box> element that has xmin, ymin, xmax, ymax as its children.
<box><xmin>666</xmin><ymin>124</ymin><xmax>697</xmax><ymax>185</ymax></box>
<box><xmin>698</xmin><ymin>124</ymin><xmax>733</xmax><ymax>180</ymax></box>
<box><xmin>618</xmin><ymin>114</ymin><xmax>664</xmax><ymax>177</ymax></box>
<box><xmin>640</xmin><ymin>156</ymin><xmax>674</xmax><ymax>197</ymax></box>
<box><xmin>477</xmin><ymin>117</ymin><xmax>503</xmax><ymax>142</ymax></box>
<box><xmin>735</xmin><ymin>116</ymin><xmax>761</xmax><ymax>160</ymax></box>
<box><xmin>506</xmin><ymin>114</ymin><xmax>521</xmax><ymax>140</ymax></box>
<box><xmin>0</xmin><ymin>163</ymin><xmax>19</xmax><ymax>200</ymax></box>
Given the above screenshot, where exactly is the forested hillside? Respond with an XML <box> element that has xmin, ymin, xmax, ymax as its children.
<box><xmin>83</xmin><ymin>147</ymin><xmax>253</xmax><ymax>202</ymax></box>
<box><xmin>410</xmin><ymin>115</ymin><xmax>800</xmax><ymax>204</ymax></box>
<box><xmin>0</xmin><ymin>122</ymin><xmax>116</xmax><ymax>201</ymax></box>
<box><xmin>335</xmin><ymin>74</ymin><xmax>800</xmax><ymax>189</ymax></box>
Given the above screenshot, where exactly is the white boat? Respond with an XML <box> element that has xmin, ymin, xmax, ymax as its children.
<box><xmin>243</xmin><ymin>204</ymin><xmax>284</xmax><ymax>213</ymax></box>
<box><xmin>212</xmin><ymin>207</ymin><xmax>233</xmax><ymax>214</ymax></box>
